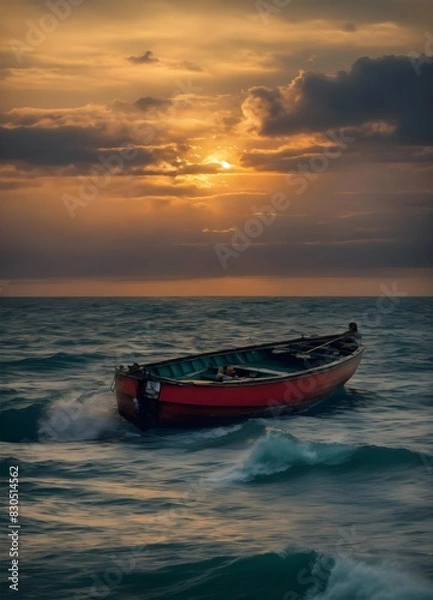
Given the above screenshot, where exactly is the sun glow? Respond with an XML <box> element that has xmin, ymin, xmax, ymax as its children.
<box><xmin>203</xmin><ymin>153</ymin><xmax>233</xmax><ymax>170</ymax></box>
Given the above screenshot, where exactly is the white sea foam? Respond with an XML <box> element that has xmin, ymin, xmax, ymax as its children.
<box><xmin>309</xmin><ymin>555</ymin><xmax>433</xmax><ymax>600</ymax></box>
<box><xmin>38</xmin><ymin>392</ymin><xmax>120</xmax><ymax>441</ymax></box>
<box><xmin>215</xmin><ymin>428</ymin><xmax>353</xmax><ymax>482</ymax></box>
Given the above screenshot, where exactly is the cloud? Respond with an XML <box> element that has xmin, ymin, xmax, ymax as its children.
<box><xmin>1</xmin><ymin>172</ymin><xmax>432</xmax><ymax>281</ymax></box>
<box><xmin>0</xmin><ymin>126</ymin><xmax>108</xmax><ymax>166</ymax></box>
<box><xmin>39</xmin><ymin>0</ymin><xmax>433</xmax><ymax>30</ymax></box>
<box><xmin>240</xmin><ymin>142</ymin><xmax>339</xmax><ymax>172</ymax></box>
<box><xmin>175</xmin><ymin>60</ymin><xmax>203</xmax><ymax>72</ymax></box>
<box><xmin>242</xmin><ymin>55</ymin><xmax>433</xmax><ymax>144</ymax></box>
<box><xmin>240</xmin><ymin>138</ymin><xmax>433</xmax><ymax>173</ymax></box>
<box><xmin>0</xmin><ymin>122</ymin><xmax>189</xmax><ymax>173</ymax></box>
<box><xmin>128</xmin><ymin>53</ymin><xmax>202</xmax><ymax>72</ymax></box>
<box><xmin>202</xmin><ymin>227</ymin><xmax>236</xmax><ymax>234</ymax></box>
<box><xmin>128</xmin><ymin>50</ymin><xmax>159</xmax><ymax>64</ymax></box>
<box><xmin>134</xmin><ymin>96</ymin><xmax>172</xmax><ymax>112</ymax></box>
<box><xmin>0</xmin><ymin>114</ymin><xmax>240</xmax><ymax>177</ymax></box>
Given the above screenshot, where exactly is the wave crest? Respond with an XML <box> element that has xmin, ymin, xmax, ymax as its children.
<box><xmin>307</xmin><ymin>555</ymin><xmax>433</xmax><ymax>600</ymax></box>
<box><xmin>216</xmin><ymin>428</ymin><xmax>429</xmax><ymax>482</ymax></box>
<box><xmin>38</xmin><ymin>392</ymin><xmax>120</xmax><ymax>442</ymax></box>
<box><xmin>139</xmin><ymin>548</ymin><xmax>433</xmax><ymax>600</ymax></box>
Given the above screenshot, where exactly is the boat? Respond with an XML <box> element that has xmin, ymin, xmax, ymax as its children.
<box><xmin>113</xmin><ymin>325</ymin><xmax>364</xmax><ymax>431</ymax></box>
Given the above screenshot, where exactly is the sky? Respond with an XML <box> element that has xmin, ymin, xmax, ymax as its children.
<box><xmin>0</xmin><ymin>0</ymin><xmax>432</xmax><ymax>296</ymax></box>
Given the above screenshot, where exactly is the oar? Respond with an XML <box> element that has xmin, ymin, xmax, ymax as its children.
<box><xmin>272</xmin><ymin>334</ymin><xmax>347</xmax><ymax>357</ymax></box>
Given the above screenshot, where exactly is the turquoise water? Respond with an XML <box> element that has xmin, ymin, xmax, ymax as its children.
<box><xmin>0</xmin><ymin>297</ymin><xmax>432</xmax><ymax>600</ymax></box>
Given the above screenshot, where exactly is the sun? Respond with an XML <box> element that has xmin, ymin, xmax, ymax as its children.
<box><xmin>202</xmin><ymin>153</ymin><xmax>233</xmax><ymax>172</ymax></box>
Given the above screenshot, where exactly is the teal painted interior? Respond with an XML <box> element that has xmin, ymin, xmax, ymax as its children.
<box><xmin>143</xmin><ymin>344</ymin><xmax>345</xmax><ymax>382</ymax></box>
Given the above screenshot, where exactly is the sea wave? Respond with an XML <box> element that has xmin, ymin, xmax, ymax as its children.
<box><xmin>0</xmin><ymin>392</ymin><xmax>121</xmax><ymax>442</ymax></box>
<box><xmin>0</xmin><ymin>399</ymin><xmax>46</xmax><ymax>442</ymax></box>
<box><xmin>130</xmin><ymin>547</ymin><xmax>433</xmax><ymax>600</ymax></box>
<box><xmin>38</xmin><ymin>392</ymin><xmax>121</xmax><ymax>442</ymax></box>
<box><xmin>1</xmin><ymin>351</ymin><xmax>108</xmax><ymax>371</ymax></box>
<box><xmin>307</xmin><ymin>554</ymin><xmax>433</xmax><ymax>600</ymax></box>
<box><xmin>166</xmin><ymin>424</ymin><xmax>246</xmax><ymax>445</ymax></box>
<box><xmin>157</xmin><ymin>419</ymin><xmax>267</xmax><ymax>448</ymax></box>
<box><xmin>214</xmin><ymin>428</ymin><xmax>429</xmax><ymax>483</ymax></box>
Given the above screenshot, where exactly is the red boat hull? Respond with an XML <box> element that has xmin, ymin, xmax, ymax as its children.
<box><xmin>115</xmin><ymin>350</ymin><xmax>362</xmax><ymax>430</ymax></box>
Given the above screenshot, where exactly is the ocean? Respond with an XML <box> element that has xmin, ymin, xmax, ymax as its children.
<box><xmin>0</xmin><ymin>297</ymin><xmax>432</xmax><ymax>600</ymax></box>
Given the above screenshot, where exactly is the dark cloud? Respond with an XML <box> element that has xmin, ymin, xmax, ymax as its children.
<box><xmin>2</xmin><ymin>234</ymin><xmax>431</xmax><ymax>280</ymax></box>
<box><xmin>0</xmin><ymin>125</ymin><xmax>187</xmax><ymax>172</ymax></box>
<box><xmin>241</xmin><ymin>140</ymin><xmax>433</xmax><ymax>173</ymax></box>
<box><xmin>2</xmin><ymin>187</ymin><xmax>432</xmax><ymax>280</ymax></box>
<box><xmin>134</xmin><ymin>96</ymin><xmax>172</xmax><ymax>111</ymax></box>
<box><xmin>0</xmin><ymin>126</ymin><xmax>107</xmax><ymax>165</ymax></box>
<box><xmin>240</xmin><ymin>144</ymin><xmax>337</xmax><ymax>172</ymax></box>
<box><xmin>0</xmin><ymin>119</ymin><xmax>231</xmax><ymax>177</ymax></box>
<box><xmin>128</xmin><ymin>50</ymin><xmax>159</xmax><ymax>64</ymax></box>
<box><xmin>242</xmin><ymin>55</ymin><xmax>433</xmax><ymax>144</ymax></box>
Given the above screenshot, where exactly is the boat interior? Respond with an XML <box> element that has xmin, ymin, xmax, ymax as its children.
<box><xmin>141</xmin><ymin>336</ymin><xmax>359</xmax><ymax>383</ymax></box>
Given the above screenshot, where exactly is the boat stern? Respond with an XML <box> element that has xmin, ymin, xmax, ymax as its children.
<box><xmin>114</xmin><ymin>368</ymin><xmax>161</xmax><ymax>430</ymax></box>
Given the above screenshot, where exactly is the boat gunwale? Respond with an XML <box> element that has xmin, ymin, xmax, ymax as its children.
<box><xmin>115</xmin><ymin>335</ymin><xmax>364</xmax><ymax>388</ymax></box>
